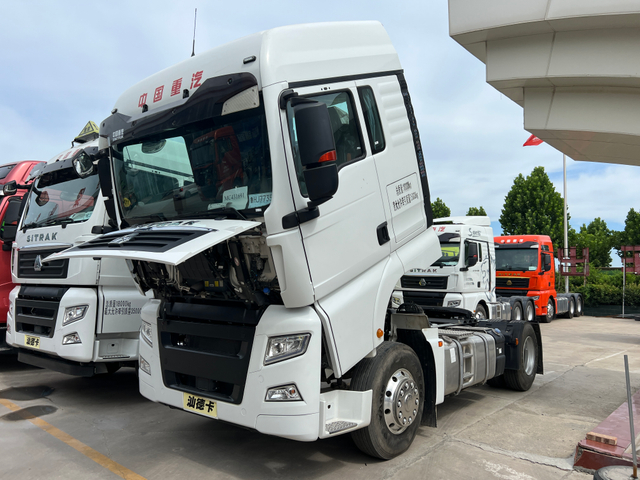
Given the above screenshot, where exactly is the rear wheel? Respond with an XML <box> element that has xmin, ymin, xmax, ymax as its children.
<box><xmin>504</xmin><ymin>322</ymin><xmax>537</xmax><ymax>391</ymax></box>
<box><xmin>566</xmin><ymin>298</ymin><xmax>575</xmax><ymax>318</ymax></box>
<box><xmin>511</xmin><ymin>302</ymin><xmax>523</xmax><ymax>321</ymax></box>
<box><xmin>575</xmin><ymin>295</ymin><xmax>583</xmax><ymax>317</ymax></box>
<box><xmin>351</xmin><ymin>342</ymin><xmax>425</xmax><ymax>460</ymax></box>
<box><xmin>524</xmin><ymin>301</ymin><xmax>535</xmax><ymax>321</ymax></box>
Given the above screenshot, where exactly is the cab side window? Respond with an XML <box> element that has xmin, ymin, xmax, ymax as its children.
<box><xmin>287</xmin><ymin>90</ymin><xmax>364</xmax><ymax>195</ymax></box>
<box><xmin>358</xmin><ymin>86</ymin><xmax>386</xmax><ymax>153</ymax></box>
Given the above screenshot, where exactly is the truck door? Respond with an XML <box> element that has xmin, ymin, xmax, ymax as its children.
<box><xmin>462</xmin><ymin>240</ymin><xmax>483</xmax><ymax>293</ymax></box>
<box><xmin>282</xmin><ymin>82</ymin><xmax>390</xmax><ymax>301</ymax></box>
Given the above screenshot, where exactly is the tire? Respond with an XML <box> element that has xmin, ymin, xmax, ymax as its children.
<box><xmin>575</xmin><ymin>295</ymin><xmax>583</xmax><ymax>317</ymax></box>
<box><xmin>524</xmin><ymin>301</ymin><xmax>535</xmax><ymax>322</ymax></box>
<box><xmin>566</xmin><ymin>298</ymin><xmax>575</xmax><ymax>319</ymax></box>
<box><xmin>351</xmin><ymin>342</ymin><xmax>425</xmax><ymax>460</ymax></box>
<box><xmin>540</xmin><ymin>298</ymin><xmax>555</xmax><ymax>323</ymax></box>
<box><xmin>475</xmin><ymin>304</ymin><xmax>488</xmax><ymax>320</ymax></box>
<box><xmin>504</xmin><ymin>322</ymin><xmax>537</xmax><ymax>391</ymax></box>
<box><xmin>511</xmin><ymin>302</ymin><xmax>523</xmax><ymax>321</ymax></box>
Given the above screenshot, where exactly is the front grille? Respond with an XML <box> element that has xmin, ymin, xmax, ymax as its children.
<box><xmin>496</xmin><ymin>277</ymin><xmax>529</xmax><ymax>288</ymax></box>
<box><xmin>158</xmin><ymin>301</ymin><xmax>262</xmax><ymax>405</ymax></box>
<box><xmin>401</xmin><ymin>276</ymin><xmax>448</xmax><ymax>289</ymax></box>
<box><xmin>15</xmin><ymin>286</ymin><xmax>68</xmax><ymax>338</ymax></box>
<box><xmin>402</xmin><ymin>291</ymin><xmax>447</xmax><ymax>308</ymax></box>
<box><xmin>76</xmin><ymin>228</ymin><xmax>210</xmax><ymax>253</ymax></box>
<box><xmin>18</xmin><ymin>247</ymin><xmax>69</xmax><ymax>279</ymax></box>
<box><xmin>496</xmin><ymin>289</ymin><xmax>529</xmax><ymax>297</ymax></box>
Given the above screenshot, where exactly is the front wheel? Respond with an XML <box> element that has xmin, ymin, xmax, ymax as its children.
<box><xmin>351</xmin><ymin>342</ymin><xmax>425</xmax><ymax>460</ymax></box>
<box><xmin>541</xmin><ymin>298</ymin><xmax>555</xmax><ymax>323</ymax></box>
<box><xmin>504</xmin><ymin>322</ymin><xmax>538</xmax><ymax>391</ymax></box>
<box><xmin>475</xmin><ymin>304</ymin><xmax>488</xmax><ymax>320</ymax></box>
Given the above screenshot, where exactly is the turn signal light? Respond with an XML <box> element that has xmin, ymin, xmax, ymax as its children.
<box><xmin>318</xmin><ymin>150</ymin><xmax>337</xmax><ymax>163</ymax></box>
<box><xmin>376</xmin><ymin>328</ymin><xmax>384</xmax><ymax>338</ymax></box>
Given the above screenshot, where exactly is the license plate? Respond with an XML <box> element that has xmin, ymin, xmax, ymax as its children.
<box><xmin>183</xmin><ymin>392</ymin><xmax>217</xmax><ymax>418</ymax></box>
<box><xmin>24</xmin><ymin>335</ymin><xmax>41</xmax><ymax>349</ymax></box>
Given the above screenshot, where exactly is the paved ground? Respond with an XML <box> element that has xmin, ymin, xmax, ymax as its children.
<box><xmin>1</xmin><ymin>315</ymin><xmax>639</xmax><ymax>480</ymax></box>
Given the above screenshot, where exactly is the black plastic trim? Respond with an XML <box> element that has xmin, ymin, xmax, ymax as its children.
<box><xmin>18</xmin><ymin>350</ymin><xmax>97</xmax><ymax>377</ymax></box>
<box><xmin>288</xmin><ymin>70</ymin><xmax>403</xmax><ymax>88</ymax></box>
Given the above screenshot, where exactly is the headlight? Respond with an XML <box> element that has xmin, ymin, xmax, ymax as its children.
<box><xmin>447</xmin><ymin>300</ymin><xmax>461</xmax><ymax>307</ymax></box>
<box><xmin>140</xmin><ymin>321</ymin><xmax>153</xmax><ymax>347</ymax></box>
<box><xmin>531</xmin><ymin>296</ymin><xmax>540</xmax><ymax>301</ymax></box>
<box><xmin>264</xmin><ymin>334</ymin><xmax>310</xmax><ymax>365</ymax></box>
<box><xmin>6</xmin><ymin>321</ymin><xmax>11</xmax><ymax>334</ymax></box>
<box><xmin>63</xmin><ymin>305</ymin><xmax>88</xmax><ymax>326</ymax></box>
<box><xmin>265</xmin><ymin>384</ymin><xmax>302</xmax><ymax>401</ymax></box>
<box><xmin>139</xmin><ymin>356</ymin><xmax>151</xmax><ymax>375</ymax></box>
<box><xmin>8</xmin><ymin>301</ymin><xmax>14</xmax><ymax>317</ymax></box>
<box><xmin>391</xmin><ymin>295</ymin><xmax>402</xmax><ymax>308</ymax></box>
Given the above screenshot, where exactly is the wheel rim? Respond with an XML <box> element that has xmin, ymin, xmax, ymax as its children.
<box><xmin>547</xmin><ymin>301</ymin><xmax>554</xmax><ymax>320</ymax></box>
<box><xmin>570</xmin><ymin>300</ymin><xmax>575</xmax><ymax>315</ymax></box>
<box><xmin>523</xmin><ymin>336</ymin><xmax>535</xmax><ymax>376</ymax></box>
<box><xmin>514</xmin><ymin>306</ymin><xmax>522</xmax><ymax>320</ymax></box>
<box><xmin>476</xmin><ymin>308</ymin><xmax>486</xmax><ymax>320</ymax></box>
<box><xmin>526</xmin><ymin>304</ymin><xmax>534</xmax><ymax>321</ymax></box>
<box><xmin>383</xmin><ymin>369</ymin><xmax>419</xmax><ymax>435</ymax></box>
<box><xmin>577</xmin><ymin>298</ymin><xmax>582</xmax><ymax>313</ymax></box>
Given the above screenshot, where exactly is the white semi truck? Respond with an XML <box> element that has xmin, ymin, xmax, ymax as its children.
<box><xmin>4</xmin><ymin>126</ymin><xmax>149</xmax><ymax>376</ymax></box>
<box><xmin>51</xmin><ymin>22</ymin><xmax>543</xmax><ymax>459</ymax></box>
<box><xmin>394</xmin><ymin>216</ymin><xmax>536</xmax><ymax>322</ymax></box>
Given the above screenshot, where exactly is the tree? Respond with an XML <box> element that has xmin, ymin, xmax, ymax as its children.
<box><xmin>499</xmin><ymin>166</ymin><xmax>568</xmax><ymax>250</ymax></box>
<box><xmin>431</xmin><ymin>197</ymin><xmax>450</xmax><ymax>219</ymax></box>
<box><xmin>573</xmin><ymin>218</ymin><xmax>613</xmax><ymax>267</ymax></box>
<box><xmin>466</xmin><ymin>206</ymin><xmax>487</xmax><ymax>216</ymax></box>
<box><xmin>613</xmin><ymin>208</ymin><xmax>640</xmax><ymax>260</ymax></box>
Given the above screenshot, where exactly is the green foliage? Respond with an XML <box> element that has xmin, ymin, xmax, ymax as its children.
<box><xmin>466</xmin><ymin>206</ymin><xmax>487</xmax><ymax>216</ymax></box>
<box><xmin>431</xmin><ymin>197</ymin><xmax>450</xmax><ymax>219</ymax></box>
<box><xmin>572</xmin><ymin>217</ymin><xmax>613</xmax><ymax>267</ymax></box>
<box><xmin>499</xmin><ymin>166</ymin><xmax>568</xmax><ymax>249</ymax></box>
<box><xmin>613</xmin><ymin>208</ymin><xmax>640</xmax><ymax>259</ymax></box>
<box><xmin>572</xmin><ymin>267</ymin><xmax>640</xmax><ymax>306</ymax></box>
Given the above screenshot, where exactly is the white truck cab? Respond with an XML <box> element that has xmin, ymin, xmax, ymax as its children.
<box><xmin>5</xmin><ymin>126</ymin><xmax>149</xmax><ymax>376</ymax></box>
<box><xmin>51</xmin><ymin>22</ymin><xmax>542</xmax><ymax>460</ymax></box>
<box><xmin>395</xmin><ymin>216</ymin><xmax>535</xmax><ymax>321</ymax></box>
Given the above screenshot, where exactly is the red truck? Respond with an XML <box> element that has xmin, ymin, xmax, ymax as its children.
<box><xmin>494</xmin><ymin>234</ymin><xmax>583</xmax><ymax>322</ymax></box>
<box><xmin>0</xmin><ymin>160</ymin><xmax>45</xmax><ymax>352</ymax></box>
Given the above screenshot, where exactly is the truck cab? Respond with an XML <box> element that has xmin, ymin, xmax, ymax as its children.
<box><xmin>396</xmin><ymin>217</ymin><xmax>535</xmax><ymax>321</ymax></box>
<box><xmin>495</xmin><ymin>235</ymin><xmax>583</xmax><ymax>322</ymax></box>
<box><xmin>0</xmin><ymin>160</ymin><xmax>45</xmax><ymax>352</ymax></box>
<box><xmin>5</xmin><ymin>128</ymin><xmax>149</xmax><ymax>375</ymax></box>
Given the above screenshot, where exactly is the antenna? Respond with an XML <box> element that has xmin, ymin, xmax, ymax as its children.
<box><xmin>191</xmin><ymin>8</ymin><xmax>197</xmax><ymax>57</ymax></box>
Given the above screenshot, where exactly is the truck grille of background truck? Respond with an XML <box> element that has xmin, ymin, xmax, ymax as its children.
<box><xmin>18</xmin><ymin>247</ymin><xmax>69</xmax><ymax>279</ymax></box>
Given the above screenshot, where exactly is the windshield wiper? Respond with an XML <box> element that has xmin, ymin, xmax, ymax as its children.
<box><xmin>43</xmin><ymin>217</ymin><xmax>76</xmax><ymax>228</ymax></box>
<box><xmin>178</xmin><ymin>207</ymin><xmax>247</xmax><ymax>221</ymax></box>
<box><xmin>21</xmin><ymin>222</ymin><xmax>41</xmax><ymax>232</ymax></box>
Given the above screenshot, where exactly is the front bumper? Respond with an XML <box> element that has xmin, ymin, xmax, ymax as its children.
<box><xmin>138</xmin><ymin>300</ymin><xmax>371</xmax><ymax>441</ymax></box>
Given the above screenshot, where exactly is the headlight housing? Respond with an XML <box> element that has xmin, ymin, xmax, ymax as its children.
<box><xmin>447</xmin><ymin>300</ymin><xmax>461</xmax><ymax>307</ymax></box>
<box><xmin>140</xmin><ymin>321</ymin><xmax>153</xmax><ymax>347</ymax></box>
<box><xmin>265</xmin><ymin>384</ymin><xmax>302</xmax><ymax>401</ymax></box>
<box><xmin>264</xmin><ymin>334</ymin><xmax>311</xmax><ymax>365</ymax></box>
<box><xmin>139</xmin><ymin>356</ymin><xmax>151</xmax><ymax>375</ymax></box>
<box><xmin>531</xmin><ymin>296</ymin><xmax>540</xmax><ymax>301</ymax></box>
<box><xmin>63</xmin><ymin>305</ymin><xmax>88</xmax><ymax>326</ymax></box>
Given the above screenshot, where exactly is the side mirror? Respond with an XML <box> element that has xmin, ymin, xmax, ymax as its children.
<box><xmin>293</xmin><ymin>100</ymin><xmax>338</xmax><ymax>205</ymax></box>
<box><xmin>466</xmin><ymin>242</ymin><xmax>478</xmax><ymax>267</ymax></box>
<box><xmin>73</xmin><ymin>152</ymin><xmax>95</xmax><ymax>178</ymax></box>
<box><xmin>3</xmin><ymin>181</ymin><xmax>17</xmax><ymax>196</ymax></box>
<box><xmin>1</xmin><ymin>197</ymin><xmax>23</xmax><ymax>243</ymax></box>
<box><xmin>543</xmin><ymin>253</ymin><xmax>552</xmax><ymax>272</ymax></box>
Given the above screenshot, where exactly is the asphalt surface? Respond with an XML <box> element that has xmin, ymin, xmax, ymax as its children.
<box><xmin>1</xmin><ymin>315</ymin><xmax>639</xmax><ymax>480</ymax></box>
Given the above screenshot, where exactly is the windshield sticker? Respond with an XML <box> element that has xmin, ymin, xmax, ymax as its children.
<box><xmin>248</xmin><ymin>192</ymin><xmax>271</xmax><ymax>209</ymax></box>
<box><xmin>387</xmin><ymin>173</ymin><xmax>420</xmax><ymax>217</ymax></box>
<box><xmin>222</xmin><ymin>186</ymin><xmax>248</xmax><ymax>210</ymax></box>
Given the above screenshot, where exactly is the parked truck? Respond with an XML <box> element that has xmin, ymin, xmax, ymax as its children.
<box><xmin>50</xmin><ymin>22</ymin><xmax>543</xmax><ymax>459</ymax></box>
<box><xmin>4</xmin><ymin>125</ymin><xmax>149</xmax><ymax>375</ymax></box>
<box><xmin>0</xmin><ymin>160</ymin><xmax>45</xmax><ymax>353</ymax></box>
<box><xmin>495</xmin><ymin>234</ymin><xmax>583</xmax><ymax>322</ymax></box>
<box><xmin>395</xmin><ymin>216</ymin><xmax>536</xmax><ymax>321</ymax></box>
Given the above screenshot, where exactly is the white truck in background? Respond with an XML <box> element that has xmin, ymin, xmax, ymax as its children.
<box><xmin>394</xmin><ymin>216</ymin><xmax>536</xmax><ymax>322</ymax></box>
<box><xmin>4</xmin><ymin>124</ymin><xmax>149</xmax><ymax>376</ymax></box>
<box><xmin>51</xmin><ymin>22</ymin><xmax>543</xmax><ymax>459</ymax></box>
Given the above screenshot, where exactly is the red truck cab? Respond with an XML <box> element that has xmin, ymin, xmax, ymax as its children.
<box><xmin>0</xmin><ymin>160</ymin><xmax>45</xmax><ymax>352</ymax></box>
<box><xmin>494</xmin><ymin>234</ymin><xmax>582</xmax><ymax>322</ymax></box>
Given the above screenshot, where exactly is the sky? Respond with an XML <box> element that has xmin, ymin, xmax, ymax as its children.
<box><xmin>1</xmin><ymin>1</ymin><xmax>638</xmax><ymax>265</ymax></box>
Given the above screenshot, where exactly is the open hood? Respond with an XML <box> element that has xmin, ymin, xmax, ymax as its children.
<box><xmin>45</xmin><ymin>219</ymin><xmax>261</xmax><ymax>266</ymax></box>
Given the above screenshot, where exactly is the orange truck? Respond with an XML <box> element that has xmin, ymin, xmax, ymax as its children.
<box><xmin>494</xmin><ymin>235</ymin><xmax>583</xmax><ymax>322</ymax></box>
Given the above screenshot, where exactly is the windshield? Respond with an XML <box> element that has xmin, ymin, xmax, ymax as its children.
<box><xmin>495</xmin><ymin>246</ymin><xmax>539</xmax><ymax>271</ymax></box>
<box><xmin>22</xmin><ymin>168</ymin><xmax>100</xmax><ymax>229</ymax></box>
<box><xmin>431</xmin><ymin>232</ymin><xmax>460</xmax><ymax>267</ymax></box>
<box><xmin>113</xmin><ymin>104</ymin><xmax>271</xmax><ymax>225</ymax></box>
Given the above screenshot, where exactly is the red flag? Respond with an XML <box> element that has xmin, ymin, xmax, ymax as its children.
<box><xmin>523</xmin><ymin>134</ymin><xmax>543</xmax><ymax>146</ymax></box>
